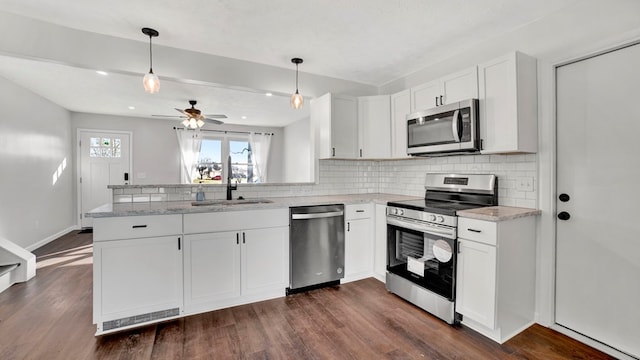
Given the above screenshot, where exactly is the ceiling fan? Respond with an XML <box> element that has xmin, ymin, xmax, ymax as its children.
<box><xmin>154</xmin><ymin>100</ymin><xmax>227</xmax><ymax>128</ymax></box>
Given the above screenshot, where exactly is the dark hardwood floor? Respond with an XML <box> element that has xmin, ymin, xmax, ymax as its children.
<box><xmin>0</xmin><ymin>231</ymin><xmax>614</xmax><ymax>360</ymax></box>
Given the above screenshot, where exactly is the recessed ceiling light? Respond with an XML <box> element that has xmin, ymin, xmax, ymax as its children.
<box><xmin>128</xmin><ymin>106</ymin><xmax>136</xmax><ymax>110</ymax></box>
<box><xmin>241</xmin><ymin>116</ymin><xmax>247</xmax><ymax>119</ymax></box>
<box><xmin>265</xmin><ymin>93</ymin><xmax>273</xmax><ymax>97</ymax></box>
<box><xmin>96</xmin><ymin>70</ymin><xmax>108</xmax><ymax>76</ymax></box>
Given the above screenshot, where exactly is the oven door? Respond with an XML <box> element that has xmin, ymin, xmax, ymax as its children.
<box><xmin>387</xmin><ymin>218</ymin><xmax>457</xmax><ymax>301</ymax></box>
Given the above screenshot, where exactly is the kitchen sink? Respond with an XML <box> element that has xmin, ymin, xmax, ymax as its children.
<box><xmin>191</xmin><ymin>198</ymin><xmax>274</xmax><ymax>206</ymax></box>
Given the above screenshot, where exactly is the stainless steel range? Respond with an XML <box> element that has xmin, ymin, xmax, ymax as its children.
<box><xmin>386</xmin><ymin>173</ymin><xmax>497</xmax><ymax>324</ymax></box>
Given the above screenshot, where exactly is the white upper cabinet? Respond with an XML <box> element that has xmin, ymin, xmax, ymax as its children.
<box><xmin>311</xmin><ymin>93</ymin><xmax>359</xmax><ymax>159</ymax></box>
<box><xmin>478</xmin><ymin>52</ymin><xmax>537</xmax><ymax>154</ymax></box>
<box><xmin>411</xmin><ymin>66</ymin><xmax>478</xmax><ymax>112</ymax></box>
<box><xmin>391</xmin><ymin>89</ymin><xmax>411</xmax><ymax>158</ymax></box>
<box><xmin>358</xmin><ymin>95</ymin><xmax>391</xmax><ymax>158</ymax></box>
<box><xmin>411</xmin><ymin>80</ymin><xmax>441</xmax><ymax>111</ymax></box>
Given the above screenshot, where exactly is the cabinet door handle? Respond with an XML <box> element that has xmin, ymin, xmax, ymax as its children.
<box><xmin>458</xmin><ymin>241</ymin><xmax>461</xmax><ymax>254</ymax></box>
<box><xmin>439</xmin><ymin>95</ymin><xmax>443</xmax><ymax>106</ymax></box>
<box><xmin>242</xmin><ymin>232</ymin><xmax>246</xmax><ymax>244</ymax></box>
<box><xmin>347</xmin><ymin>222</ymin><xmax>350</xmax><ymax>232</ymax></box>
<box><xmin>356</xmin><ymin>210</ymin><xmax>365</xmax><ymax>213</ymax></box>
<box><xmin>236</xmin><ymin>233</ymin><xmax>239</xmax><ymax>245</ymax></box>
<box><xmin>132</xmin><ymin>225</ymin><xmax>147</xmax><ymax>229</ymax></box>
<box><xmin>178</xmin><ymin>237</ymin><xmax>181</xmax><ymax>250</ymax></box>
<box><xmin>332</xmin><ymin>147</ymin><xmax>335</xmax><ymax>157</ymax></box>
<box><xmin>435</xmin><ymin>96</ymin><xmax>439</xmax><ymax>107</ymax></box>
<box><xmin>468</xmin><ymin>228</ymin><xmax>482</xmax><ymax>233</ymax></box>
<box><xmin>359</xmin><ymin>149</ymin><xmax>363</xmax><ymax>158</ymax></box>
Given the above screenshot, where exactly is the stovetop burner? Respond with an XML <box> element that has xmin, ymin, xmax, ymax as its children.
<box><xmin>387</xmin><ymin>199</ymin><xmax>484</xmax><ymax>216</ymax></box>
<box><xmin>388</xmin><ymin>173</ymin><xmax>498</xmax><ymax>220</ymax></box>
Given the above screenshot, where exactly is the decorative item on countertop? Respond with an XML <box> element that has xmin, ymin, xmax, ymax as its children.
<box><xmin>142</xmin><ymin>27</ymin><xmax>160</xmax><ymax>94</ymax></box>
<box><xmin>290</xmin><ymin>58</ymin><xmax>304</xmax><ymax>109</ymax></box>
<box><xmin>196</xmin><ymin>183</ymin><xmax>205</xmax><ymax>201</ymax></box>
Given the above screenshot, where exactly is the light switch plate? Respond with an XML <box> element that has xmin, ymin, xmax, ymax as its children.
<box><xmin>516</xmin><ymin>176</ymin><xmax>534</xmax><ymax>192</ymax></box>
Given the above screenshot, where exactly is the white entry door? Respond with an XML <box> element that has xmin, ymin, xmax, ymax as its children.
<box><xmin>556</xmin><ymin>43</ymin><xmax>640</xmax><ymax>358</ymax></box>
<box><xmin>79</xmin><ymin>131</ymin><xmax>131</xmax><ymax>227</ymax></box>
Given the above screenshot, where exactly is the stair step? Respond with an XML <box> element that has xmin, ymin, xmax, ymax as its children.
<box><xmin>0</xmin><ymin>263</ymin><xmax>20</xmax><ymax>277</ymax></box>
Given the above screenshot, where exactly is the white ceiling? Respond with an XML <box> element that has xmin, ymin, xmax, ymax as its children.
<box><xmin>0</xmin><ymin>0</ymin><xmax>580</xmax><ymax>127</ymax></box>
<box><xmin>0</xmin><ymin>55</ymin><xmax>303</xmax><ymax>127</ymax></box>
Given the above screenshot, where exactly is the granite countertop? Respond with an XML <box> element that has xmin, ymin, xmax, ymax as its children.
<box><xmin>87</xmin><ymin>193</ymin><xmax>422</xmax><ymax>218</ymax></box>
<box><xmin>457</xmin><ymin>206</ymin><xmax>541</xmax><ymax>222</ymax></box>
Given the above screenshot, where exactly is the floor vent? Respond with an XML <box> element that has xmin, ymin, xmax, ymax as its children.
<box><xmin>102</xmin><ymin>308</ymin><xmax>179</xmax><ymax>331</ymax></box>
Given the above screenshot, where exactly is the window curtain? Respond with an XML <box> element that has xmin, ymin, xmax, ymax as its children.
<box><xmin>175</xmin><ymin>129</ymin><xmax>202</xmax><ymax>184</ymax></box>
<box><xmin>248</xmin><ymin>133</ymin><xmax>272</xmax><ymax>183</ymax></box>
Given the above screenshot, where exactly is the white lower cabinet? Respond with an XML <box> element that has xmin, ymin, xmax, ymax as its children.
<box><xmin>456</xmin><ymin>238</ymin><xmax>497</xmax><ymax>329</ymax></box>
<box><xmin>344</xmin><ymin>204</ymin><xmax>373</xmax><ymax>282</ymax></box>
<box><xmin>183</xmin><ymin>231</ymin><xmax>241</xmax><ymax>309</ymax></box>
<box><xmin>92</xmin><ymin>215</ymin><xmax>183</xmax><ymax>335</ymax></box>
<box><xmin>183</xmin><ymin>209</ymin><xmax>289</xmax><ymax>314</ymax></box>
<box><xmin>455</xmin><ymin>216</ymin><xmax>536</xmax><ymax>343</ymax></box>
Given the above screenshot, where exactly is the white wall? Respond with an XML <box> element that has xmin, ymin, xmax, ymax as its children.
<box><xmin>0</xmin><ymin>76</ymin><xmax>74</xmax><ymax>250</ymax></box>
<box><xmin>70</xmin><ymin>112</ymin><xmax>286</xmax><ymax>185</ymax></box>
<box><xmin>283</xmin><ymin>117</ymin><xmax>311</xmax><ymax>182</ymax></box>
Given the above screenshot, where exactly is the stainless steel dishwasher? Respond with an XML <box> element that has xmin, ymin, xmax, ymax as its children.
<box><xmin>287</xmin><ymin>204</ymin><xmax>345</xmax><ymax>294</ymax></box>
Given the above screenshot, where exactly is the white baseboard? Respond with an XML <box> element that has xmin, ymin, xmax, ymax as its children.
<box><xmin>551</xmin><ymin>324</ymin><xmax>638</xmax><ymax>360</ymax></box>
<box><xmin>26</xmin><ymin>225</ymin><xmax>80</xmax><ymax>252</ymax></box>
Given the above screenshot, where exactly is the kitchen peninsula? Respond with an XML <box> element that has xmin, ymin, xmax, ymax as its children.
<box><xmin>88</xmin><ymin>191</ymin><xmax>419</xmax><ymax>335</ymax></box>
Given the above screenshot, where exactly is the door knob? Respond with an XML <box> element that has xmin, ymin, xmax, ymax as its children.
<box><xmin>557</xmin><ymin>211</ymin><xmax>571</xmax><ymax>221</ymax></box>
<box><xmin>559</xmin><ymin>193</ymin><xmax>570</xmax><ymax>202</ymax></box>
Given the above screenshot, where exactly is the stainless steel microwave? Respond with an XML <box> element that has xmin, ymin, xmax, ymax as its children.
<box><xmin>406</xmin><ymin>99</ymin><xmax>479</xmax><ymax>155</ymax></box>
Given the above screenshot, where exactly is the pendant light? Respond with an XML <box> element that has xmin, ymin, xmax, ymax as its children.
<box><xmin>142</xmin><ymin>27</ymin><xmax>160</xmax><ymax>94</ymax></box>
<box><xmin>290</xmin><ymin>58</ymin><xmax>304</xmax><ymax>109</ymax></box>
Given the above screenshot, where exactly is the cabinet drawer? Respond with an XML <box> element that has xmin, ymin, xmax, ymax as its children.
<box><xmin>345</xmin><ymin>204</ymin><xmax>372</xmax><ymax>220</ymax></box>
<box><xmin>93</xmin><ymin>215</ymin><xmax>183</xmax><ymax>242</ymax></box>
<box><xmin>458</xmin><ymin>218</ymin><xmax>497</xmax><ymax>246</ymax></box>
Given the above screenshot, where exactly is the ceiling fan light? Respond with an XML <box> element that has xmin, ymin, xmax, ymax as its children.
<box><xmin>189</xmin><ymin>118</ymin><xmax>198</xmax><ymax>129</ymax></box>
<box><xmin>182</xmin><ymin>119</ymin><xmax>190</xmax><ymax>127</ymax></box>
<box><xmin>291</xmin><ymin>91</ymin><xmax>304</xmax><ymax>109</ymax></box>
<box><xmin>196</xmin><ymin>119</ymin><xmax>205</xmax><ymax>128</ymax></box>
<box><xmin>143</xmin><ymin>70</ymin><xmax>160</xmax><ymax>94</ymax></box>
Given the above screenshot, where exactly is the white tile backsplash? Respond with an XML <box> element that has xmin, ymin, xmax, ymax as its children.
<box><xmin>112</xmin><ymin>154</ymin><xmax>538</xmax><ymax>208</ymax></box>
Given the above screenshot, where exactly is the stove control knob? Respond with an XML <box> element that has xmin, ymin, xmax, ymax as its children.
<box><xmin>429</xmin><ymin>214</ymin><xmax>437</xmax><ymax>221</ymax></box>
<box><xmin>392</xmin><ymin>208</ymin><xmax>399</xmax><ymax>215</ymax></box>
<box><xmin>437</xmin><ymin>216</ymin><xmax>445</xmax><ymax>223</ymax></box>
<box><xmin>398</xmin><ymin>209</ymin><xmax>405</xmax><ymax>216</ymax></box>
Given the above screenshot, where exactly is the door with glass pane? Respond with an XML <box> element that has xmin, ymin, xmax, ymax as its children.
<box><xmin>79</xmin><ymin>131</ymin><xmax>131</xmax><ymax>227</ymax></box>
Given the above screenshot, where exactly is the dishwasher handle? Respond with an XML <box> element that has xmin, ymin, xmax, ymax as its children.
<box><xmin>291</xmin><ymin>211</ymin><xmax>344</xmax><ymax>220</ymax></box>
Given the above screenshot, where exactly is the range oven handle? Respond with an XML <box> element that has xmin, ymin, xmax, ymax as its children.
<box><xmin>451</xmin><ymin>109</ymin><xmax>461</xmax><ymax>142</ymax></box>
<box><xmin>387</xmin><ymin>216</ymin><xmax>456</xmax><ymax>239</ymax></box>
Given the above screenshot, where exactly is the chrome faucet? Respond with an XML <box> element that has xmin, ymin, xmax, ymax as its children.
<box><xmin>226</xmin><ymin>155</ymin><xmax>237</xmax><ymax>200</ymax></box>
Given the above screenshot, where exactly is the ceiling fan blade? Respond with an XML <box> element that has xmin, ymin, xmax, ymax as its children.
<box><xmin>152</xmin><ymin>115</ymin><xmax>186</xmax><ymax>118</ymax></box>
<box><xmin>204</xmin><ymin>114</ymin><xmax>228</xmax><ymax>119</ymax></box>
<box><xmin>175</xmin><ymin>108</ymin><xmax>191</xmax><ymax>116</ymax></box>
<box><xmin>204</xmin><ymin>118</ymin><xmax>225</xmax><ymax>125</ymax></box>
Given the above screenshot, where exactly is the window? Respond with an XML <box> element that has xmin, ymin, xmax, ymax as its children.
<box><xmin>89</xmin><ymin>137</ymin><xmax>121</xmax><ymax>158</ymax></box>
<box><xmin>193</xmin><ymin>136</ymin><xmax>254</xmax><ymax>184</ymax></box>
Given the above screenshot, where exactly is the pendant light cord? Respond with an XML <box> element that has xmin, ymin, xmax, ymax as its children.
<box><xmin>295</xmin><ymin>63</ymin><xmax>299</xmax><ymax>93</ymax></box>
<box><xmin>148</xmin><ymin>35</ymin><xmax>153</xmax><ymax>72</ymax></box>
